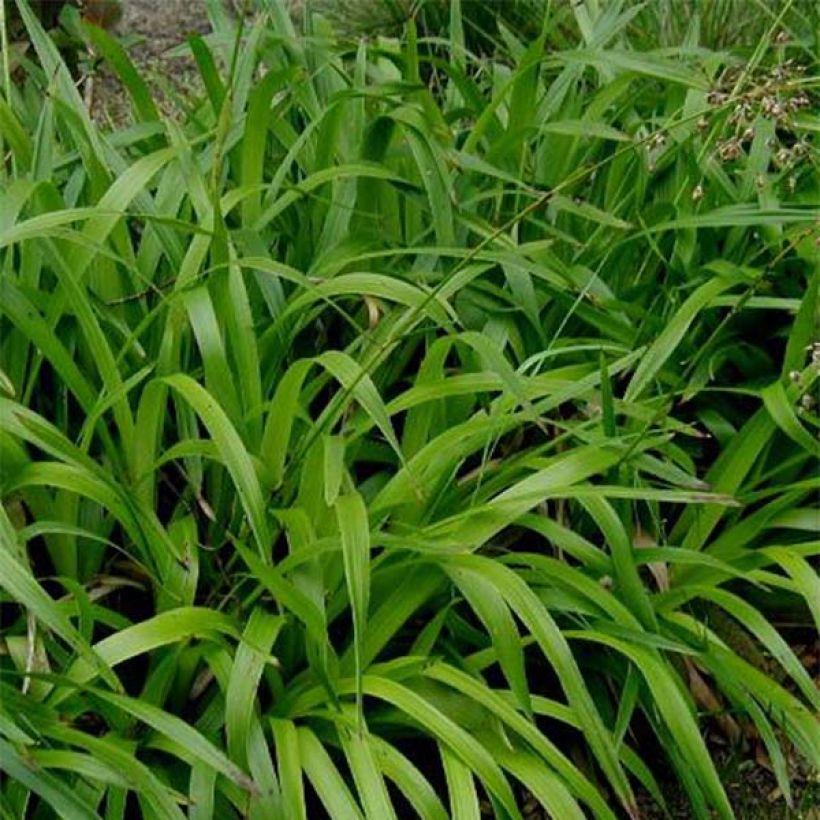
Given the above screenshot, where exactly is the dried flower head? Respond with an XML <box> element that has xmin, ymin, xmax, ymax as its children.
<box><xmin>718</xmin><ymin>139</ymin><xmax>742</xmax><ymax>161</ymax></box>
<box><xmin>775</xmin><ymin>147</ymin><xmax>792</xmax><ymax>165</ymax></box>
<box><xmin>761</xmin><ymin>96</ymin><xmax>786</xmax><ymax>119</ymax></box>
<box><xmin>649</xmin><ymin>132</ymin><xmax>666</xmax><ymax>149</ymax></box>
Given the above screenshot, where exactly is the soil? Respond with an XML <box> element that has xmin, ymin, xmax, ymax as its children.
<box><xmin>637</xmin><ymin>744</ymin><xmax>820</xmax><ymax>819</ymax></box>
<box><xmin>92</xmin><ymin>0</ymin><xmax>212</xmax><ymax>125</ymax></box>
<box><xmin>117</xmin><ymin>0</ymin><xmax>211</xmax><ymax>50</ymax></box>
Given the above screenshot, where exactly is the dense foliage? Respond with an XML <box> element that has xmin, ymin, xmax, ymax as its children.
<box><xmin>0</xmin><ymin>0</ymin><xmax>818</xmax><ymax>818</ymax></box>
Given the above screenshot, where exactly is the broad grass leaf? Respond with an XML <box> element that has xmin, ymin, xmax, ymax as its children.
<box><xmin>578</xmin><ymin>495</ymin><xmax>656</xmax><ymax>629</ymax></box>
<box><xmin>271</xmin><ymin>719</ymin><xmax>306</xmax><ymax>820</ymax></box>
<box><xmin>762</xmin><ymin>547</ymin><xmax>820</xmax><ymax>634</ymax></box>
<box><xmin>0</xmin><ymin>738</ymin><xmax>99</xmax><ymax>820</ymax></box>
<box><xmin>783</xmin><ymin>270</ymin><xmax>818</xmax><ymax>375</ymax></box>
<box><xmin>188</xmin><ymin>35</ymin><xmax>226</xmax><ymax>114</ymax></box>
<box><xmin>0</xmin><ymin>516</ymin><xmax>117</xmax><ymax>690</ymax></box>
<box><xmin>232</xmin><ymin>541</ymin><xmax>327</xmax><ymax>641</ymax></box>
<box><xmin>369</xmin><ymin>735</ymin><xmax>449</xmax><ymax>820</ymax></box>
<box><xmin>189</xmin><ymin>764</ymin><xmax>216</xmax><ymax>820</ymax></box>
<box><xmin>625</xmin><ymin>275</ymin><xmax>740</xmax><ymax>401</ymax></box>
<box><xmin>240</xmin><ymin>68</ymin><xmax>287</xmax><ymax>225</ymax></box>
<box><xmin>84</xmin><ymin>688</ymin><xmax>257</xmax><ymax>793</ymax></box>
<box><xmin>181</xmin><ymin>284</ymin><xmax>244</xmax><ymax>428</ymax></box>
<box><xmin>163</xmin><ymin>375</ymin><xmax>270</xmax><ymax>553</ymax></box>
<box><xmin>761</xmin><ymin>380</ymin><xmax>820</xmax><ymax>457</ymax></box>
<box><xmin>441</xmin><ymin>745</ymin><xmax>481</xmax><ymax>820</ymax></box>
<box><xmin>361</xmin><ymin>675</ymin><xmax>520</xmax><ymax>818</ymax></box>
<box><xmin>540</xmin><ymin>119</ymin><xmax>630</xmax><ymax>141</ymax></box>
<box><xmin>223</xmin><ymin>256</ymin><xmax>264</xmax><ymax>447</ymax></box>
<box><xmin>260</xmin><ymin>359</ymin><xmax>313</xmax><ymax>489</ymax></box>
<box><xmin>561</xmin><ymin>48</ymin><xmax>708</xmax><ymax>88</ymax></box>
<box><xmin>335</xmin><ymin>491</ymin><xmax>371</xmax><ymax>720</ymax></box>
<box><xmin>672</xmin><ymin>409</ymin><xmax>774</xmax><ymax>553</ymax></box>
<box><xmin>339</xmin><ymin>725</ymin><xmax>398</xmax><ymax>820</ymax></box>
<box><xmin>317</xmin><ymin>351</ymin><xmax>404</xmax><ymax>463</ymax></box>
<box><xmin>445</xmin><ymin>565</ymin><xmax>531</xmax><ymax>716</ymax></box>
<box><xmin>485</xmin><ymin>741</ymin><xmax>585</xmax><ymax>820</ymax></box>
<box><xmin>246</xmin><ymin>717</ymin><xmax>282</xmax><ymax>820</ymax></box>
<box><xmin>569</xmin><ymin>631</ymin><xmax>733</xmax><ymax>819</ymax></box>
<box><xmin>687</xmin><ymin>586</ymin><xmax>819</xmax><ymax>707</ymax></box>
<box><xmin>426</xmin><ymin>662</ymin><xmax>618</xmax><ymax>820</ymax></box>
<box><xmin>56</xmin><ymin>607</ymin><xmax>239</xmax><ymax>702</ymax></box>
<box><xmin>46</xmin><ymin>724</ymin><xmax>186</xmax><ymax>820</ymax></box>
<box><xmin>0</xmin><ymin>94</ymin><xmax>33</xmax><ymax>169</ymax></box>
<box><xmin>24</xmin><ymin>748</ymin><xmax>130</xmax><ymax>789</ymax></box>
<box><xmin>226</xmin><ymin>609</ymin><xmax>284</xmax><ymax>767</ymax></box>
<box><xmin>282</xmin><ymin>273</ymin><xmax>454</xmax><ymax>328</ymax></box>
<box><xmin>519</xmin><ymin>514</ymin><xmax>611</xmax><ymax>573</ymax></box>
<box><xmin>297</xmin><ymin>727</ymin><xmax>364</xmax><ymax>820</ymax></box>
<box><xmin>343</xmin><ymin>565</ymin><xmax>444</xmax><ymax>672</ymax></box>
<box><xmin>551</xmin><ymin>195</ymin><xmax>633</xmax><ymax>229</ymax></box>
<box><xmin>440</xmin><ymin>555</ymin><xmax>635</xmax><ymax>817</ymax></box>
<box><xmin>646</xmin><ymin>205</ymin><xmax>819</xmax><ymax>231</ymax></box>
<box><xmin>323</xmin><ymin>435</ymin><xmax>346</xmax><ymax>506</ymax></box>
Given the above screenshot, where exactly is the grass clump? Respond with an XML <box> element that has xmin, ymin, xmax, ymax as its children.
<box><xmin>0</xmin><ymin>0</ymin><xmax>818</xmax><ymax>818</ymax></box>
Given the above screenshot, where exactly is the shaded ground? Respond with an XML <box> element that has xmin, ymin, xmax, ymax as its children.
<box><xmin>92</xmin><ymin>0</ymin><xmax>211</xmax><ymax>125</ymax></box>
<box><xmin>639</xmin><ymin>744</ymin><xmax>820</xmax><ymax>820</ymax></box>
<box><xmin>118</xmin><ymin>0</ymin><xmax>210</xmax><ymax>57</ymax></box>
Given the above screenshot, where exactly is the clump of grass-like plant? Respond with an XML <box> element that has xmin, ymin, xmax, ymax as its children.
<box><xmin>0</xmin><ymin>0</ymin><xmax>818</xmax><ymax>818</ymax></box>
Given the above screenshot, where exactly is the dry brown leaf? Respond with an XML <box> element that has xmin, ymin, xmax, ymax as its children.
<box><xmin>634</xmin><ymin>528</ymin><xmax>668</xmax><ymax>591</ymax></box>
<box><xmin>755</xmin><ymin>743</ymin><xmax>774</xmax><ymax>773</ymax></box>
<box><xmin>685</xmin><ymin>658</ymin><xmax>742</xmax><ymax>744</ymax></box>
